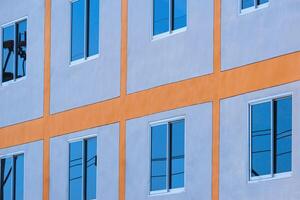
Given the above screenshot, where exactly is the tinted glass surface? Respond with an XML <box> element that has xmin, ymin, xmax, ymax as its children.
<box><xmin>251</xmin><ymin>102</ymin><xmax>271</xmax><ymax>177</ymax></box>
<box><xmin>1</xmin><ymin>157</ymin><xmax>13</xmax><ymax>200</ymax></box>
<box><xmin>274</xmin><ymin>97</ymin><xmax>292</xmax><ymax>174</ymax></box>
<box><xmin>170</xmin><ymin>120</ymin><xmax>184</xmax><ymax>189</ymax></box>
<box><xmin>2</xmin><ymin>25</ymin><xmax>15</xmax><ymax>82</ymax></box>
<box><xmin>87</xmin><ymin>0</ymin><xmax>99</xmax><ymax>57</ymax></box>
<box><xmin>69</xmin><ymin>141</ymin><xmax>83</xmax><ymax>200</ymax></box>
<box><xmin>173</xmin><ymin>0</ymin><xmax>187</xmax><ymax>30</ymax></box>
<box><xmin>242</xmin><ymin>0</ymin><xmax>254</xmax><ymax>9</ymax></box>
<box><xmin>85</xmin><ymin>137</ymin><xmax>97</xmax><ymax>200</ymax></box>
<box><xmin>71</xmin><ymin>0</ymin><xmax>85</xmax><ymax>61</ymax></box>
<box><xmin>15</xmin><ymin>154</ymin><xmax>24</xmax><ymax>200</ymax></box>
<box><xmin>153</xmin><ymin>0</ymin><xmax>170</xmax><ymax>35</ymax></box>
<box><xmin>151</xmin><ymin>124</ymin><xmax>167</xmax><ymax>191</ymax></box>
<box><xmin>257</xmin><ymin>0</ymin><xmax>269</xmax><ymax>5</ymax></box>
<box><xmin>16</xmin><ymin>20</ymin><xmax>27</xmax><ymax>79</ymax></box>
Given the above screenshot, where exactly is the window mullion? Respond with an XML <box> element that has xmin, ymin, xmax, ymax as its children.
<box><xmin>12</xmin><ymin>156</ymin><xmax>15</xmax><ymax>200</ymax></box>
<box><xmin>169</xmin><ymin>0</ymin><xmax>172</xmax><ymax>33</ymax></box>
<box><xmin>84</xmin><ymin>0</ymin><xmax>88</xmax><ymax>59</ymax></box>
<box><xmin>270</xmin><ymin>101</ymin><xmax>274</xmax><ymax>177</ymax></box>
<box><xmin>13</xmin><ymin>24</ymin><xmax>17</xmax><ymax>81</ymax></box>
<box><xmin>166</xmin><ymin>123</ymin><xmax>170</xmax><ymax>191</ymax></box>
<box><xmin>82</xmin><ymin>140</ymin><xmax>87</xmax><ymax>200</ymax></box>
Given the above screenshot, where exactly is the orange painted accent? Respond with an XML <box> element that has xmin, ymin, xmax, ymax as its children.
<box><xmin>0</xmin><ymin>0</ymin><xmax>299</xmax><ymax>199</ymax></box>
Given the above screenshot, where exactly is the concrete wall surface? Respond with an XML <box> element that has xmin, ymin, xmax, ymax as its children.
<box><xmin>0</xmin><ymin>141</ymin><xmax>44</xmax><ymax>200</ymax></box>
<box><xmin>0</xmin><ymin>0</ymin><xmax>44</xmax><ymax>127</ymax></box>
<box><xmin>126</xmin><ymin>103</ymin><xmax>212</xmax><ymax>200</ymax></box>
<box><xmin>127</xmin><ymin>0</ymin><xmax>214</xmax><ymax>93</ymax></box>
<box><xmin>50</xmin><ymin>123</ymin><xmax>119</xmax><ymax>200</ymax></box>
<box><xmin>221</xmin><ymin>0</ymin><xmax>300</xmax><ymax>70</ymax></box>
<box><xmin>50</xmin><ymin>0</ymin><xmax>121</xmax><ymax>113</ymax></box>
<box><xmin>220</xmin><ymin>81</ymin><xmax>300</xmax><ymax>200</ymax></box>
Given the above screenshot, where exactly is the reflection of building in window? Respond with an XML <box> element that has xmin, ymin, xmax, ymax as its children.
<box><xmin>250</xmin><ymin>96</ymin><xmax>292</xmax><ymax>180</ymax></box>
<box><xmin>69</xmin><ymin>137</ymin><xmax>97</xmax><ymax>200</ymax></box>
<box><xmin>71</xmin><ymin>0</ymin><xmax>100</xmax><ymax>62</ymax></box>
<box><xmin>153</xmin><ymin>0</ymin><xmax>187</xmax><ymax>36</ymax></box>
<box><xmin>241</xmin><ymin>0</ymin><xmax>269</xmax><ymax>11</ymax></box>
<box><xmin>2</xmin><ymin>20</ymin><xmax>27</xmax><ymax>83</ymax></box>
<box><xmin>0</xmin><ymin>154</ymin><xmax>24</xmax><ymax>200</ymax></box>
<box><xmin>150</xmin><ymin>119</ymin><xmax>185</xmax><ymax>193</ymax></box>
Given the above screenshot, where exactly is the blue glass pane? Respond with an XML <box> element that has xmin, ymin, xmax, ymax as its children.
<box><xmin>257</xmin><ymin>0</ymin><xmax>268</xmax><ymax>5</ymax></box>
<box><xmin>251</xmin><ymin>102</ymin><xmax>271</xmax><ymax>177</ymax></box>
<box><xmin>173</xmin><ymin>0</ymin><xmax>186</xmax><ymax>30</ymax></box>
<box><xmin>153</xmin><ymin>0</ymin><xmax>169</xmax><ymax>35</ymax></box>
<box><xmin>170</xmin><ymin>120</ymin><xmax>184</xmax><ymax>189</ymax></box>
<box><xmin>2</xmin><ymin>25</ymin><xmax>15</xmax><ymax>82</ymax></box>
<box><xmin>274</xmin><ymin>97</ymin><xmax>292</xmax><ymax>174</ymax></box>
<box><xmin>16</xmin><ymin>20</ymin><xmax>26</xmax><ymax>79</ymax></box>
<box><xmin>87</xmin><ymin>0</ymin><xmax>99</xmax><ymax>57</ymax></box>
<box><xmin>71</xmin><ymin>0</ymin><xmax>85</xmax><ymax>61</ymax></box>
<box><xmin>1</xmin><ymin>157</ymin><xmax>13</xmax><ymax>200</ymax></box>
<box><xmin>15</xmin><ymin>154</ymin><xmax>24</xmax><ymax>200</ymax></box>
<box><xmin>69</xmin><ymin>141</ymin><xmax>83</xmax><ymax>200</ymax></box>
<box><xmin>242</xmin><ymin>0</ymin><xmax>254</xmax><ymax>9</ymax></box>
<box><xmin>86</xmin><ymin>137</ymin><xmax>97</xmax><ymax>200</ymax></box>
<box><xmin>151</xmin><ymin>124</ymin><xmax>167</xmax><ymax>191</ymax></box>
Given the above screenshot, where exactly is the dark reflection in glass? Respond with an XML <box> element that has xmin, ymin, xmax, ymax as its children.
<box><xmin>251</xmin><ymin>102</ymin><xmax>271</xmax><ymax>177</ymax></box>
<box><xmin>151</xmin><ymin>124</ymin><xmax>167</xmax><ymax>191</ymax></box>
<box><xmin>85</xmin><ymin>137</ymin><xmax>97</xmax><ymax>200</ymax></box>
<box><xmin>16</xmin><ymin>20</ymin><xmax>27</xmax><ymax>79</ymax></box>
<box><xmin>69</xmin><ymin>141</ymin><xmax>83</xmax><ymax>200</ymax></box>
<box><xmin>1</xmin><ymin>157</ymin><xmax>13</xmax><ymax>200</ymax></box>
<box><xmin>87</xmin><ymin>0</ymin><xmax>99</xmax><ymax>57</ymax></box>
<box><xmin>257</xmin><ymin>0</ymin><xmax>268</xmax><ymax>5</ymax></box>
<box><xmin>274</xmin><ymin>97</ymin><xmax>292</xmax><ymax>174</ymax></box>
<box><xmin>153</xmin><ymin>0</ymin><xmax>170</xmax><ymax>35</ymax></box>
<box><xmin>173</xmin><ymin>0</ymin><xmax>186</xmax><ymax>30</ymax></box>
<box><xmin>170</xmin><ymin>120</ymin><xmax>184</xmax><ymax>189</ymax></box>
<box><xmin>71</xmin><ymin>0</ymin><xmax>85</xmax><ymax>61</ymax></box>
<box><xmin>2</xmin><ymin>25</ymin><xmax>15</xmax><ymax>82</ymax></box>
<box><xmin>15</xmin><ymin>154</ymin><xmax>24</xmax><ymax>200</ymax></box>
<box><xmin>242</xmin><ymin>0</ymin><xmax>254</xmax><ymax>9</ymax></box>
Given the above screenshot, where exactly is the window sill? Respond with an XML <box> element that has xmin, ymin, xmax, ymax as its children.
<box><xmin>149</xmin><ymin>187</ymin><xmax>184</xmax><ymax>197</ymax></box>
<box><xmin>240</xmin><ymin>2</ymin><xmax>269</xmax><ymax>15</ymax></box>
<box><xmin>152</xmin><ymin>27</ymin><xmax>187</xmax><ymax>42</ymax></box>
<box><xmin>248</xmin><ymin>171</ymin><xmax>292</xmax><ymax>183</ymax></box>
<box><xmin>69</xmin><ymin>54</ymin><xmax>100</xmax><ymax>67</ymax></box>
<box><xmin>1</xmin><ymin>76</ymin><xmax>26</xmax><ymax>87</ymax></box>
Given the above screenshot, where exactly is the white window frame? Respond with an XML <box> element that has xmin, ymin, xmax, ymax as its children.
<box><xmin>68</xmin><ymin>135</ymin><xmax>97</xmax><ymax>200</ymax></box>
<box><xmin>248</xmin><ymin>93</ymin><xmax>293</xmax><ymax>182</ymax></box>
<box><xmin>1</xmin><ymin>17</ymin><xmax>28</xmax><ymax>86</ymax></box>
<box><xmin>69</xmin><ymin>0</ymin><xmax>100</xmax><ymax>66</ymax></box>
<box><xmin>151</xmin><ymin>0</ymin><xmax>188</xmax><ymax>40</ymax></box>
<box><xmin>240</xmin><ymin>0</ymin><xmax>269</xmax><ymax>15</ymax></box>
<box><xmin>149</xmin><ymin>116</ymin><xmax>186</xmax><ymax>195</ymax></box>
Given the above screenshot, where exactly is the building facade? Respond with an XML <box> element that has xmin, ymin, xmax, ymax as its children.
<box><xmin>0</xmin><ymin>0</ymin><xmax>299</xmax><ymax>199</ymax></box>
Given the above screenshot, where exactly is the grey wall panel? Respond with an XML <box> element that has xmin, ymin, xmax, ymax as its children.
<box><xmin>50</xmin><ymin>123</ymin><xmax>119</xmax><ymax>200</ymax></box>
<box><xmin>126</xmin><ymin>103</ymin><xmax>212</xmax><ymax>200</ymax></box>
<box><xmin>127</xmin><ymin>0</ymin><xmax>214</xmax><ymax>94</ymax></box>
<box><xmin>0</xmin><ymin>141</ymin><xmax>44</xmax><ymax>200</ymax></box>
<box><xmin>50</xmin><ymin>0</ymin><xmax>121</xmax><ymax>113</ymax></box>
<box><xmin>221</xmin><ymin>0</ymin><xmax>300</xmax><ymax>70</ymax></box>
<box><xmin>0</xmin><ymin>0</ymin><xmax>44</xmax><ymax>127</ymax></box>
<box><xmin>220</xmin><ymin>82</ymin><xmax>300</xmax><ymax>200</ymax></box>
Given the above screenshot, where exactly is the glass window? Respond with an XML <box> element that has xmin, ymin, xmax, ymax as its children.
<box><xmin>274</xmin><ymin>97</ymin><xmax>292</xmax><ymax>174</ymax></box>
<box><xmin>250</xmin><ymin>96</ymin><xmax>292</xmax><ymax>180</ymax></box>
<box><xmin>2</xmin><ymin>25</ymin><xmax>15</xmax><ymax>83</ymax></box>
<box><xmin>241</xmin><ymin>0</ymin><xmax>269</xmax><ymax>10</ymax></box>
<box><xmin>153</xmin><ymin>0</ymin><xmax>187</xmax><ymax>36</ymax></box>
<box><xmin>71</xmin><ymin>0</ymin><xmax>100</xmax><ymax>62</ymax></box>
<box><xmin>150</xmin><ymin>119</ymin><xmax>185</xmax><ymax>193</ymax></box>
<box><xmin>2</xmin><ymin>20</ymin><xmax>27</xmax><ymax>83</ymax></box>
<box><xmin>69</xmin><ymin>137</ymin><xmax>97</xmax><ymax>200</ymax></box>
<box><xmin>251</xmin><ymin>102</ymin><xmax>271</xmax><ymax>177</ymax></box>
<box><xmin>0</xmin><ymin>154</ymin><xmax>24</xmax><ymax>200</ymax></box>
